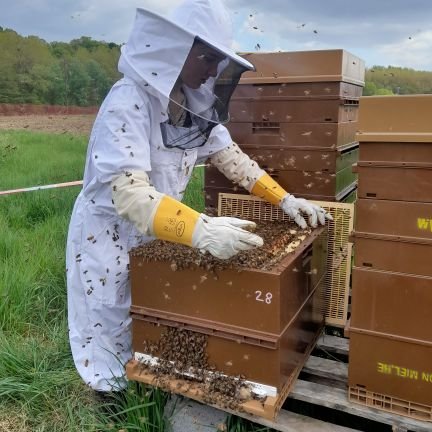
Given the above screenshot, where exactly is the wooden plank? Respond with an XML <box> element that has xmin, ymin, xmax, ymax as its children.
<box><xmin>167</xmin><ymin>396</ymin><xmax>357</xmax><ymax>432</ymax></box>
<box><xmin>221</xmin><ymin>406</ymin><xmax>357</xmax><ymax>432</ymax></box>
<box><xmin>303</xmin><ymin>355</ymin><xmax>348</xmax><ymax>383</ymax></box>
<box><xmin>316</xmin><ymin>333</ymin><xmax>349</xmax><ymax>356</ymax></box>
<box><xmin>166</xmin><ymin>398</ymin><xmax>227</xmax><ymax>432</ymax></box>
<box><xmin>289</xmin><ymin>379</ymin><xmax>431</xmax><ymax>432</ymax></box>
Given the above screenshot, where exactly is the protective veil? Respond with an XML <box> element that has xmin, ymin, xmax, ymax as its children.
<box><xmin>66</xmin><ymin>0</ymin><xmax>254</xmax><ymax>391</ymax></box>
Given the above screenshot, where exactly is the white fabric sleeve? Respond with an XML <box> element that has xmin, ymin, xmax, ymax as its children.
<box><xmin>111</xmin><ymin>170</ymin><xmax>164</xmax><ymax>236</ymax></box>
<box><xmin>209</xmin><ymin>142</ymin><xmax>265</xmax><ymax>191</ymax></box>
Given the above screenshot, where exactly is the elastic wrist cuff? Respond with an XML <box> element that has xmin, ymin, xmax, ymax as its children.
<box><xmin>251</xmin><ymin>173</ymin><xmax>288</xmax><ymax>205</ymax></box>
<box><xmin>153</xmin><ymin>196</ymin><xmax>200</xmax><ymax>246</ymax></box>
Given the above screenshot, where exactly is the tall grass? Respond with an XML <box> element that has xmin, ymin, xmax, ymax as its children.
<box><xmin>0</xmin><ymin>130</ymin><xmax>268</xmax><ymax>431</ymax></box>
<box><xmin>0</xmin><ymin>131</ymin><xmax>87</xmax><ymax>190</ymax></box>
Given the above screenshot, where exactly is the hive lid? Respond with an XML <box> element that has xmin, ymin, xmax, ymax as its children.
<box><xmin>238</xmin><ymin>50</ymin><xmax>365</xmax><ymax>86</ymax></box>
<box><xmin>357</xmin><ymin>95</ymin><xmax>432</xmax><ymax>138</ymax></box>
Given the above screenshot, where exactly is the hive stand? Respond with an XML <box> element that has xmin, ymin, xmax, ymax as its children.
<box><xmin>162</xmin><ymin>333</ymin><xmax>431</xmax><ymax>432</ymax></box>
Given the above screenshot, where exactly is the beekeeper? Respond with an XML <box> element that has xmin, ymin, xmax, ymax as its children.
<box><xmin>66</xmin><ymin>0</ymin><xmax>331</xmax><ymax>393</ymax></box>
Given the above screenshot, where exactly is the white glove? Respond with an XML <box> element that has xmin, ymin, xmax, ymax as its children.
<box><xmin>280</xmin><ymin>194</ymin><xmax>333</xmax><ymax>229</ymax></box>
<box><xmin>192</xmin><ymin>215</ymin><xmax>264</xmax><ymax>260</ymax></box>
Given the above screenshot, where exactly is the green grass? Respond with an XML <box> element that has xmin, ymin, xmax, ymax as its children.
<box><xmin>0</xmin><ymin>131</ymin><xmax>87</xmax><ymax>190</ymax></box>
<box><xmin>0</xmin><ymin>130</ymin><xmax>268</xmax><ymax>431</ymax></box>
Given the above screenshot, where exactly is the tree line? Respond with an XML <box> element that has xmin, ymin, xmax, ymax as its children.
<box><xmin>1</xmin><ymin>27</ymin><xmax>432</xmax><ymax>106</ymax></box>
<box><xmin>363</xmin><ymin>66</ymin><xmax>432</xmax><ymax>95</ymax></box>
<box><xmin>0</xmin><ymin>28</ymin><xmax>121</xmax><ymax>106</ymax></box>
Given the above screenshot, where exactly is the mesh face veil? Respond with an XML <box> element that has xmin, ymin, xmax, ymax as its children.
<box><xmin>160</xmin><ymin>38</ymin><xmax>248</xmax><ymax>150</ymax></box>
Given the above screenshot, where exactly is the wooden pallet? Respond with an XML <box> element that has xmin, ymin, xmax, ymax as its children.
<box><xmin>165</xmin><ymin>333</ymin><xmax>432</xmax><ymax>432</ymax></box>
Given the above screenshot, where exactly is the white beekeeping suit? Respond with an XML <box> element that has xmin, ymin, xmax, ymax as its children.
<box><xmin>66</xmin><ymin>0</ymin><xmax>330</xmax><ymax>392</ymax></box>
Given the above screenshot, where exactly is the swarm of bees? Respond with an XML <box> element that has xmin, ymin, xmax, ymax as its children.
<box><xmin>138</xmin><ymin>327</ymin><xmax>255</xmax><ymax>410</ymax></box>
<box><xmin>130</xmin><ymin>221</ymin><xmax>309</xmax><ymax>272</ymax></box>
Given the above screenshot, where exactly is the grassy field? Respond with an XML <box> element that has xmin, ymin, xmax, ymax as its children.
<box><xmin>0</xmin><ymin>130</ymin><xmax>270</xmax><ymax>432</ymax></box>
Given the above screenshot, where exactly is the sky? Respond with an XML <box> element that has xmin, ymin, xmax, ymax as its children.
<box><xmin>2</xmin><ymin>0</ymin><xmax>432</xmax><ymax>71</ymax></box>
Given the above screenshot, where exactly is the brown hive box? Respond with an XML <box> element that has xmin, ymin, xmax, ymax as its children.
<box><xmin>354</xmin><ymin>198</ymin><xmax>432</xmax><ymax>240</ymax></box>
<box><xmin>232</xmin><ymin>81</ymin><xmax>362</xmax><ymax>100</ymax></box>
<box><xmin>358</xmin><ymin>141</ymin><xmax>432</xmax><ymax>165</ymax></box>
<box><xmin>348</xmin><ymin>330</ymin><xmax>432</xmax><ymax>413</ymax></box>
<box><xmin>239</xmin><ymin>50</ymin><xmax>365</xmax><ymax>86</ymax></box>
<box><xmin>354</xmin><ymin>163</ymin><xmax>432</xmax><ymax>202</ymax></box>
<box><xmin>129</xmin><ymin>225</ymin><xmax>327</xmax><ymax>339</ymax></box>
<box><xmin>229</xmin><ymin>99</ymin><xmax>359</xmax><ymax>124</ymax></box>
<box><xmin>356</xmin><ymin>95</ymin><xmax>432</xmax><ymax>135</ymax></box>
<box><xmin>238</xmin><ymin>142</ymin><xmax>359</xmax><ymax>172</ymax></box>
<box><xmin>351</xmin><ymin>267</ymin><xmax>432</xmax><ymax>342</ymax></box>
<box><xmin>227</xmin><ymin>121</ymin><xmax>358</xmax><ymax>149</ymax></box>
<box><xmin>356</xmin><ymin>95</ymin><xmax>432</xmax><ymax>164</ymax></box>
<box><xmin>351</xmin><ymin>232</ymin><xmax>432</xmax><ymax>277</ymax></box>
<box><xmin>353</xmin><ymin>198</ymin><xmax>432</xmax><ymax>276</ymax></box>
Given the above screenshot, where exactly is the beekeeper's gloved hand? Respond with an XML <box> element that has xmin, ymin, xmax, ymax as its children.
<box><xmin>111</xmin><ymin>170</ymin><xmax>263</xmax><ymax>260</ymax></box>
<box><xmin>191</xmin><ymin>215</ymin><xmax>263</xmax><ymax>259</ymax></box>
<box><xmin>210</xmin><ymin>143</ymin><xmax>333</xmax><ymax>230</ymax></box>
<box><xmin>280</xmin><ymin>194</ymin><xmax>330</xmax><ymax>229</ymax></box>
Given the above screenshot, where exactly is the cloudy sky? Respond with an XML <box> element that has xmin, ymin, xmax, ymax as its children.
<box><xmin>2</xmin><ymin>0</ymin><xmax>432</xmax><ymax>70</ymax></box>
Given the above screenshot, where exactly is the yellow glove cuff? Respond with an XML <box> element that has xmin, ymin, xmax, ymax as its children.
<box><xmin>152</xmin><ymin>195</ymin><xmax>200</xmax><ymax>246</ymax></box>
<box><xmin>251</xmin><ymin>173</ymin><xmax>288</xmax><ymax>205</ymax></box>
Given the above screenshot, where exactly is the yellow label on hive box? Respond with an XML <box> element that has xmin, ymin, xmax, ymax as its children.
<box><xmin>377</xmin><ymin>362</ymin><xmax>432</xmax><ymax>383</ymax></box>
<box><xmin>417</xmin><ymin>218</ymin><xmax>432</xmax><ymax>231</ymax></box>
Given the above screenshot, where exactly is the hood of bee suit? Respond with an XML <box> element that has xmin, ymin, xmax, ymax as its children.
<box><xmin>117</xmin><ymin>0</ymin><xmax>255</xmax><ymax>111</ymax></box>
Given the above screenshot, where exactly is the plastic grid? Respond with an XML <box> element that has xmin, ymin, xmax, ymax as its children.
<box><xmin>218</xmin><ymin>193</ymin><xmax>354</xmax><ymax>327</ymax></box>
<box><xmin>349</xmin><ymin>386</ymin><xmax>432</xmax><ymax>422</ymax></box>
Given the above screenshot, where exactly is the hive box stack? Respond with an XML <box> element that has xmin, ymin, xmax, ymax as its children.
<box><xmin>348</xmin><ymin>95</ymin><xmax>432</xmax><ymax>421</ymax></box>
<box><xmin>205</xmin><ymin>49</ymin><xmax>365</xmax><ymax>209</ymax></box>
<box><xmin>126</xmin><ymin>218</ymin><xmax>328</xmax><ymax>419</ymax></box>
